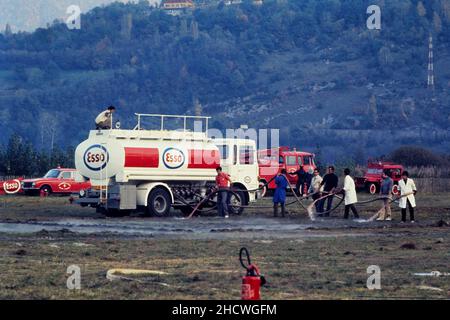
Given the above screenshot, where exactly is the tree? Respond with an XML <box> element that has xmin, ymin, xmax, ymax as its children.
<box><xmin>389</xmin><ymin>146</ymin><xmax>448</xmax><ymax>167</ymax></box>
<box><xmin>417</xmin><ymin>1</ymin><xmax>426</xmax><ymax>17</ymax></box>
<box><xmin>4</xmin><ymin>23</ymin><xmax>12</xmax><ymax>36</ymax></box>
<box><xmin>433</xmin><ymin>12</ymin><xmax>442</xmax><ymax>33</ymax></box>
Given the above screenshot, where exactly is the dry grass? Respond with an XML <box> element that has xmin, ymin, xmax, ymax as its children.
<box><xmin>0</xmin><ymin>193</ymin><xmax>449</xmax><ymax>300</ymax></box>
<box><xmin>0</xmin><ymin>232</ymin><xmax>449</xmax><ymax>300</ymax></box>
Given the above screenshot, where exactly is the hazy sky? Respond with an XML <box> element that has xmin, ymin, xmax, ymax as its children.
<box><xmin>0</xmin><ymin>0</ymin><xmax>161</xmax><ymax>32</ymax></box>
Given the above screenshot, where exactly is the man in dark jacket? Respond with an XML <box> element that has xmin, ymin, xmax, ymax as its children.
<box><xmin>293</xmin><ymin>166</ymin><xmax>307</xmax><ymax>196</ymax></box>
<box><xmin>291</xmin><ymin>166</ymin><xmax>307</xmax><ymax>196</ymax></box>
<box><xmin>377</xmin><ymin>170</ymin><xmax>393</xmax><ymax>221</ymax></box>
<box><xmin>320</xmin><ymin>166</ymin><xmax>338</xmax><ymax>216</ymax></box>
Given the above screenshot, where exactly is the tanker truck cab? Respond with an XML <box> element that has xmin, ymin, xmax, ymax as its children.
<box><xmin>214</xmin><ymin>138</ymin><xmax>260</xmax><ymax>209</ymax></box>
<box><xmin>75</xmin><ymin>114</ymin><xmax>259</xmax><ymax>217</ymax></box>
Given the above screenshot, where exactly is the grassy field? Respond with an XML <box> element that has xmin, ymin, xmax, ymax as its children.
<box><xmin>0</xmin><ymin>193</ymin><xmax>449</xmax><ymax>300</ymax></box>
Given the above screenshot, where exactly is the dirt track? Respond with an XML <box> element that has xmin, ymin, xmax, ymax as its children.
<box><xmin>0</xmin><ymin>194</ymin><xmax>448</xmax><ymax>239</ymax></box>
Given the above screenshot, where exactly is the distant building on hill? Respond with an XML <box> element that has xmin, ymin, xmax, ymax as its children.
<box><xmin>224</xmin><ymin>0</ymin><xmax>243</xmax><ymax>5</ymax></box>
<box><xmin>162</xmin><ymin>0</ymin><xmax>195</xmax><ymax>15</ymax></box>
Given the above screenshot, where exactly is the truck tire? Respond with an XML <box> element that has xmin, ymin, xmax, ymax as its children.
<box><xmin>368</xmin><ymin>183</ymin><xmax>377</xmax><ymax>195</ymax></box>
<box><xmin>228</xmin><ymin>190</ymin><xmax>244</xmax><ymax>216</ymax></box>
<box><xmin>392</xmin><ymin>184</ymin><xmax>400</xmax><ymax>195</ymax></box>
<box><xmin>258</xmin><ymin>180</ymin><xmax>267</xmax><ymax>198</ymax></box>
<box><xmin>147</xmin><ymin>188</ymin><xmax>172</xmax><ymax>217</ymax></box>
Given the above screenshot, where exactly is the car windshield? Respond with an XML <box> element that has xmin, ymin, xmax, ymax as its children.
<box><xmin>367</xmin><ymin>168</ymin><xmax>383</xmax><ymax>175</ymax></box>
<box><xmin>44</xmin><ymin>169</ymin><xmax>60</xmax><ymax>178</ymax></box>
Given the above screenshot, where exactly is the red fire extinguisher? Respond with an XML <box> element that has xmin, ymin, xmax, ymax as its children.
<box><xmin>240</xmin><ymin>247</ymin><xmax>266</xmax><ymax>300</ymax></box>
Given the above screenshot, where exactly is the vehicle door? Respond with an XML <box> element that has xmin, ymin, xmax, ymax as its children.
<box><xmin>57</xmin><ymin>171</ymin><xmax>75</xmax><ymax>192</ymax></box>
<box><xmin>285</xmin><ymin>155</ymin><xmax>297</xmax><ymax>184</ymax></box>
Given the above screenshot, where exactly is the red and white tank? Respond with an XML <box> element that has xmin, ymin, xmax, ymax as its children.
<box><xmin>75</xmin><ymin>128</ymin><xmax>220</xmax><ymax>184</ymax></box>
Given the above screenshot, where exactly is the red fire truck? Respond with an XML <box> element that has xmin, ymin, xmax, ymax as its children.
<box><xmin>21</xmin><ymin>168</ymin><xmax>91</xmax><ymax>196</ymax></box>
<box><xmin>355</xmin><ymin>162</ymin><xmax>404</xmax><ymax>194</ymax></box>
<box><xmin>257</xmin><ymin>147</ymin><xmax>316</xmax><ymax>196</ymax></box>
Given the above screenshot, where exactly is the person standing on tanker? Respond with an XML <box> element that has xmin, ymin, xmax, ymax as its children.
<box><xmin>377</xmin><ymin>170</ymin><xmax>393</xmax><ymax>221</ymax></box>
<box><xmin>95</xmin><ymin>106</ymin><xmax>116</xmax><ymax>130</ymax></box>
<box><xmin>342</xmin><ymin>168</ymin><xmax>359</xmax><ymax>219</ymax></box>
<box><xmin>292</xmin><ymin>166</ymin><xmax>307</xmax><ymax>196</ymax></box>
<box><xmin>308</xmin><ymin>168</ymin><xmax>323</xmax><ymax>214</ymax></box>
<box><xmin>273</xmin><ymin>169</ymin><xmax>288</xmax><ymax>217</ymax></box>
<box><xmin>320</xmin><ymin>166</ymin><xmax>338</xmax><ymax>216</ymax></box>
<box><xmin>216</xmin><ymin>166</ymin><xmax>232</xmax><ymax>219</ymax></box>
<box><xmin>398</xmin><ymin>171</ymin><xmax>417</xmax><ymax>223</ymax></box>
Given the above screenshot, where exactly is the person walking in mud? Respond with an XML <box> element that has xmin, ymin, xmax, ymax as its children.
<box><xmin>398</xmin><ymin>171</ymin><xmax>417</xmax><ymax>223</ymax></box>
<box><xmin>273</xmin><ymin>169</ymin><xmax>288</xmax><ymax>217</ymax></box>
<box><xmin>215</xmin><ymin>166</ymin><xmax>232</xmax><ymax>219</ymax></box>
<box><xmin>320</xmin><ymin>166</ymin><xmax>338</xmax><ymax>217</ymax></box>
<box><xmin>308</xmin><ymin>168</ymin><xmax>324</xmax><ymax>215</ymax></box>
<box><xmin>376</xmin><ymin>170</ymin><xmax>393</xmax><ymax>221</ymax></box>
<box><xmin>342</xmin><ymin>168</ymin><xmax>359</xmax><ymax>220</ymax></box>
<box><xmin>292</xmin><ymin>166</ymin><xmax>307</xmax><ymax>196</ymax></box>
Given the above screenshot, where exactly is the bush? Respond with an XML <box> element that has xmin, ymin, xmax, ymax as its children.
<box><xmin>388</xmin><ymin>146</ymin><xmax>448</xmax><ymax>167</ymax></box>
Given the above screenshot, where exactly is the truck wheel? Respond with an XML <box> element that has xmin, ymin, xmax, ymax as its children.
<box><xmin>147</xmin><ymin>188</ymin><xmax>172</xmax><ymax>217</ymax></box>
<box><xmin>258</xmin><ymin>180</ymin><xmax>267</xmax><ymax>198</ymax></box>
<box><xmin>392</xmin><ymin>184</ymin><xmax>400</xmax><ymax>195</ymax></box>
<box><xmin>368</xmin><ymin>183</ymin><xmax>377</xmax><ymax>195</ymax></box>
<box><xmin>40</xmin><ymin>185</ymin><xmax>52</xmax><ymax>195</ymax></box>
<box><xmin>228</xmin><ymin>191</ymin><xmax>244</xmax><ymax>216</ymax></box>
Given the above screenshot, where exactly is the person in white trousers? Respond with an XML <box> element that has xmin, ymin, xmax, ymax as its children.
<box><xmin>342</xmin><ymin>168</ymin><xmax>359</xmax><ymax>219</ymax></box>
<box><xmin>398</xmin><ymin>171</ymin><xmax>417</xmax><ymax>223</ymax></box>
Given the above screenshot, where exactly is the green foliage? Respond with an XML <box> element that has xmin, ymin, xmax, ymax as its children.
<box><xmin>0</xmin><ymin>134</ymin><xmax>74</xmax><ymax>177</ymax></box>
<box><xmin>0</xmin><ymin>0</ymin><xmax>449</xmax><ymax>154</ymax></box>
<box><xmin>388</xmin><ymin>146</ymin><xmax>449</xmax><ymax>167</ymax></box>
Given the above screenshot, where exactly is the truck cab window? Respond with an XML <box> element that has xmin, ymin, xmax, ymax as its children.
<box><xmin>279</xmin><ymin>156</ymin><xmax>284</xmax><ymax>164</ymax></box>
<box><xmin>286</xmin><ymin>156</ymin><xmax>296</xmax><ymax>165</ymax></box>
<box><xmin>216</xmin><ymin>145</ymin><xmax>229</xmax><ymax>160</ymax></box>
<box><xmin>239</xmin><ymin>146</ymin><xmax>255</xmax><ymax>165</ymax></box>
<box><xmin>298</xmin><ymin>156</ymin><xmax>303</xmax><ymax>166</ymax></box>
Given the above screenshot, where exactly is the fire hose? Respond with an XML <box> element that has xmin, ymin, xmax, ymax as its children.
<box><xmin>186</xmin><ymin>175</ymin><xmax>318</xmax><ymax>219</ymax></box>
<box><xmin>306</xmin><ymin>190</ymin><xmax>415</xmax><ymax>220</ymax></box>
<box><xmin>184</xmin><ymin>173</ymin><xmax>415</xmax><ymax>221</ymax></box>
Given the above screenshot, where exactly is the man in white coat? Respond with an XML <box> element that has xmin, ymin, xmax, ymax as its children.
<box><xmin>398</xmin><ymin>171</ymin><xmax>417</xmax><ymax>223</ymax></box>
<box><xmin>342</xmin><ymin>168</ymin><xmax>359</xmax><ymax>219</ymax></box>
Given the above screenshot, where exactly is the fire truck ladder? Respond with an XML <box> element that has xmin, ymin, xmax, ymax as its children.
<box><xmin>133</xmin><ymin>113</ymin><xmax>211</xmax><ymax>133</ymax></box>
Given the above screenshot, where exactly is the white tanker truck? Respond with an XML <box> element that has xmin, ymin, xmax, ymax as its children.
<box><xmin>75</xmin><ymin>114</ymin><xmax>260</xmax><ymax>217</ymax></box>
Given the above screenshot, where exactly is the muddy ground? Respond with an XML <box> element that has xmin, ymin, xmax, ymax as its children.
<box><xmin>0</xmin><ymin>194</ymin><xmax>449</xmax><ymax>299</ymax></box>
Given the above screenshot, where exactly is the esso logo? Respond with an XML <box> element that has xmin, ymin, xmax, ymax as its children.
<box><xmin>3</xmin><ymin>179</ymin><xmax>21</xmax><ymax>194</ymax></box>
<box><xmin>58</xmin><ymin>182</ymin><xmax>72</xmax><ymax>191</ymax></box>
<box><xmin>163</xmin><ymin>148</ymin><xmax>185</xmax><ymax>169</ymax></box>
<box><xmin>83</xmin><ymin>145</ymin><xmax>109</xmax><ymax>171</ymax></box>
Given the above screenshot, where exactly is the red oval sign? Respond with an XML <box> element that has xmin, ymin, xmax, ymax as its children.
<box><xmin>58</xmin><ymin>182</ymin><xmax>72</xmax><ymax>191</ymax></box>
<box><xmin>3</xmin><ymin>179</ymin><xmax>21</xmax><ymax>194</ymax></box>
